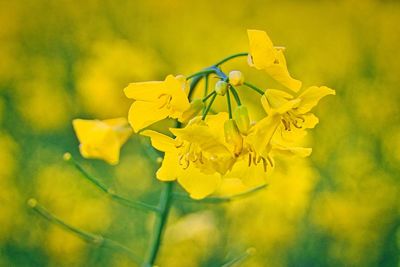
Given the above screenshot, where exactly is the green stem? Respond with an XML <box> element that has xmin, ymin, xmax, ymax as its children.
<box><xmin>28</xmin><ymin>198</ymin><xmax>141</xmax><ymax>264</ymax></box>
<box><xmin>226</xmin><ymin>88</ymin><xmax>233</xmax><ymax>119</ymax></box>
<box><xmin>202</xmin><ymin>91</ymin><xmax>216</xmax><ymax>102</ymax></box>
<box><xmin>64</xmin><ymin>153</ymin><xmax>159</xmax><ymax>213</ymax></box>
<box><xmin>229</xmin><ymin>85</ymin><xmax>242</xmax><ymax>106</ymax></box>
<box><xmin>173</xmin><ymin>184</ymin><xmax>267</xmax><ymax>203</ymax></box>
<box><xmin>186</xmin><ymin>69</ymin><xmax>215</xmax><ymax>80</ymax></box>
<box><xmin>204</xmin><ymin>74</ymin><xmax>209</xmax><ymax>97</ymax></box>
<box><xmin>202</xmin><ymin>93</ymin><xmax>217</xmax><ymax>120</ymax></box>
<box><xmin>144</xmin><ymin>182</ymin><xmax>174</xmax><ymax>267</ymax></box>
<box><xmin>243</xmin><ymin>81</ymin><xmax>264</xmax><ymax>95</ymax></box>
<box><xmin>215</xmin><ymin>52</ymin><xmax>249</xmax><ymax>66</ymax></box>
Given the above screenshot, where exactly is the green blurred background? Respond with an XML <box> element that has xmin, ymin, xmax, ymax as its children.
<box><xmin>0</xmin><ymin>0</ymin><xmax>399</xmax><ymax>266</ymax></box>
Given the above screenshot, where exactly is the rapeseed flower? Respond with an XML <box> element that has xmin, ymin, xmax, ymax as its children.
<box><xmin>72</xmin><ymin>118</ymin><xmax>132</xmax><ymax>165</ymax></box>
<box><xmin>247</xmin><ymin>29</ymin><xmax>302</xmax><ymax>92</ymax></box>
<box><xmin>124</xmin><ymin>75</ymin><xmax>190</xmax><ymax>132</ymax></box>
<box><xmin>261</xmin><ymin>86</ymin><xmax>335</xmax><ymax>133</ymax></box>
<box><xmin>142</xmin><ymin>113</ymin><xmax>235</xmax><ymax>199</ymax></box>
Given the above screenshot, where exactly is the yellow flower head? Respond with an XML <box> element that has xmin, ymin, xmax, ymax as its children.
<box><xmin>72</xmin><ymin>118</ymin><xmax>132</xmax><ymax>165</ymax></box>
<box><xmin>124</xmin><ymin>75</ymin><xmax>190</xmax><ymax>132</ymax></box>
<box><xmin>142</xmin><ymin>113</ymin><xmax>236</xmax><ymax>199</ymax></box>
<box><xmin>261</xmin><ymin>86</ymin><xmax>336</xmax><ymax>132</ymax></box>
<box><xmin>247</xmin><ymin>29</ymin><xmax>302</xmax><ymax>92</ymax></box>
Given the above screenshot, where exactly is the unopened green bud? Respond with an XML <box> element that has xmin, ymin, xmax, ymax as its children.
<box><xmin>224</xmin><ymin>119</ymin><xmax>243</xmax><ymax>156</ymax></box>
<box><xmin>180</xmin><ymin>98</ymin><xmax>204</xmax><ymax>123</ymax></box>
<box><xmin>63</xmin><ymin>152</ymin><xmax>72</xmax><ymax>161</ymax></box>
<box><xmin>214</xmin><ymin>80</ymin><xmax>228</xmax><ymax>96</ymax></box>
<box><xmin>233</xmin><ymin>105</ymin><xmax>250</xmax><ymax>134</ymax></box>
<box><xmin>228</xmin><ymin>70</ymin><xmax>244</xmax><ymax>86</ymax></box>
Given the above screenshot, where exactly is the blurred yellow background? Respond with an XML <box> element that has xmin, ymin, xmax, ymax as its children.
<box><xmin>0</xmin><ymin>0</ymin><xmax>399</xmax><ymax>266</ymax></box>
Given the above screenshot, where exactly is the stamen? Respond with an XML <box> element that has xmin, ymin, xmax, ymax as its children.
<box><xmin>175</xmin><ymin>140</ymin><xmax>184</xmax><ymax>148</ymax></box>
<box><xmin>282</xmin><ymin>118</ymin><xmax>290</xmax><ymax>131</ymax></box>
<box><xmin>157</xmin><ymin>94</ymin><xmax>172</xmax><ymax>109</ymax></box>
<box><xmin>261</xmin><ymin>157</ymin><xmax>267</xmax><ymax>172</ymax></box>
<box><xmin>292</xmin><ymin>120</ymin><xmax>302</xmax><ymax>129</ymax></box>
<box><xmin>179</xmin><ymin>154</ymin><xmax>189</xmax><ymax>169</ymax></box>
<box><xmin>267</xmin><ymin>156</ymin><xmax>274</xmax><ymax>167</ymax></box>
<box><xmin>199</xmin><ymin>152</ymin><xmax>204</xmax><ymax>164</ymax></box>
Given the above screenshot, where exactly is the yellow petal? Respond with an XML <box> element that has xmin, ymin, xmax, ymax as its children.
<box><xmin>224</xmin><ymin>119</ymin><xmax>243</xmax><ymax>156</ymax></box>
<box><xmin>124</xmin><ymin>80</ymin><xmax>166</xmax><ymax>101</ymax></box>
<box><xmin>264</xmin><ymin>50</ymin><xmax>302</xmax><ymax>92</ymax></box>
<box><xmin>225</xmin><ymin>158</ymin><xmax>268</xmax><ymax>187</ymax></box>
<box><xmin>128</xmin><ymin>101</ymin><xmax>170</xmax><ymax>132</ymax></box>
<box><xmin>103</xmin><ymin>117</ymin><xmax>132</xmax><ymax>144</ymax></box>
<box><xmin>262</xmin><ymin>90</ymin><xmax>301</xmax><ymax>115</ymax></box>
<box><xmin>156</xmin><ymin>152</ymin><xmax>179</xmax><ymax>181</ymax></box>
<box><xmin>303</xmin><ymin>113</ymin><xmax>319</xmax><ymax>129</ymax></box>
<box><xmin>141</xmin><ymin>130</ymin><xmax>177</xmax><ymax>152</ymax></box>
<box><xmin>165</xmin><ymin>75</ymin><xmax>190</xmax><ymax>113</ymax></box>
<box><xmin>297</xmin><ymin>86</ymin><xmax>336</xmax><ymax>114</ymax></box>
<box><xmin>247</xmin><ymin>29</ymin><xmax>276</xmax><ymax>70</ymax></box>
<box><xmin>246</xmin><ymin>114</ymin><xmax>281</xmax><ymax>159</ymax></box>
<box><xmin>72</xmin><ymin>119</ymin><xmax>122</xmax><ymax>165</ymax></box>
<box><xmin>272</xmin><ymin>144</ymin><xmax>312</xmax><ymax>157</ymax></box>
<box><xmin>171</xmin><ymin>124</ymin><xmax>231</xmax><ymax>156</ymax></box>
<box><xmin>177</xmin><ymin>165</ymin><xmax>221</xmax><ymax>199</ymax></box>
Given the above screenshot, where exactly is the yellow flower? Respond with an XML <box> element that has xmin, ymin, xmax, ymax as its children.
<box><xmin>72</xmin><ymin>118</ymin><xmax>132</xmax><ymax>165</ymax></box>
<box><xmin>261</xmin><ymin>86</ymin><xmax>336</xmax><ymax>132</ymax></box>
<box><xmin>142</xmin><ymin>113</ymin><xmax>235</xmax><ymax>199</ymax></box>
<box><xmin>124</xmin><ymin>75</ymin><xmax>190</xmax><ymax>132</ymax></box>
<box><xmin>247</xmin><ymin>29</ymin><xmax>302</xmax><ymax>92</ymax></box>
<box><xmin>226</xmin><ymin>105</ymin><xmax>313</xmax><ymax>184</ymax></box>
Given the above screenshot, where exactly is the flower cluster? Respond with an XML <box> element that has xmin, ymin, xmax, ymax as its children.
<box><xmin>72</xmin><ymin>29</ymin><xmax>335</xmax><ymax>199</ymax></box>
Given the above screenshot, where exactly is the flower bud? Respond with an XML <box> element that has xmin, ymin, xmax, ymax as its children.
<box><xmin>180</xmin><ymin>98</ymin><xmax>204</xmax><ymax>123</ymax></box>
<box><xmin>214</xmin><ymin>80</ymin><xmax>228</xmax><ymax>96</ymax></box>
<box><xmin>228</xmin><ymin>70</ymin><xmax>244</xmax><ymax>86</ymax></box>
<box><xmin>224</xmin><ymin>119</ymin><xmax>243</xmax><ymax>156</ymax></box>
<box><xmin>233</xmin><ymin>105</ymin><xmax>250</xmax><ymax>134</ymax></box>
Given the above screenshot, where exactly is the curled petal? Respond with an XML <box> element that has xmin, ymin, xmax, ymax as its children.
<box><xmin>297</xmin><ymin>86</ymin><xmax>336</xmax><ymax>114</ymax></box>
<box><xmin>141</xmin><ymin>130</ymin><xmax>177</xmax><ymax>152</ymax></box>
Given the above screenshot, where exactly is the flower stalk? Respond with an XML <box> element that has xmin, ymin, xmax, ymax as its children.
<box><xmin>63</xmin><ymin>153</ymin><xmax>159</xmax><ymax>213</ymax></box>
<box><xmin>144</xmin><ymin>182</ymin><xmax>174</xmax><ymax>266</ymax></box>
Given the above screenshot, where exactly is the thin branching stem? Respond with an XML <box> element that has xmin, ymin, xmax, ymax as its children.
<box><xmin>215</xmin><ymin>52</ymin><xmax>249</xmax><ymax>66</ymax></box>
<box><xmin>204</xmin><ymin>74</ymin><xmax>209</xmax><ymax>97</ymax></box>
<box><xmin>186</xmin><ymin>69</ymin><xmax>215</xmax><ymax>80</ymax></box>
<box><xmin>64</xmin><ymin>154</ymin><xmax>159</xmax><ymax>213</ymax></box>
<box><xmin>144</xmin><ymin>182</ymin><xmax>174</xmax><ymax>266</ymax></box>
<box><xmin>229</xmin><ymin>85</ymin><xmax>242</xmax><ymax>106</ymax></box>
<box><xmin>202</xmin><ymin>93</ymin><xmax>217</xmax><ymax>120</ymax></box>
<box><xmin>226</xmin><ymin>88</ymin><xmax>233</xmax><ymax>119</ymax></box>
<box><xmin>203</xmin><ymin>91</ymin><xmax>216</xmax><ymax>102</ymax></box>
<box><xmin>28</xmin><ymin>199</ymin><xmax>141</xmax><ymax>264</ymax></box>
<box><xmin>243</xmin><ymin>81</ymin><xmax>264</xmax><ymax>95</ymax></box>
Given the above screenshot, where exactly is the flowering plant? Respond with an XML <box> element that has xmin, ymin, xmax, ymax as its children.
<box><xmin>29</xmin><ymin>29</ymin><xmax>334</xmax><ymax>266</ymax></box>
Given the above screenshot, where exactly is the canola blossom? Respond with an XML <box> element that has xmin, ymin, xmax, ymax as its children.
<box><xmin>64</xmin><ymin>29</ymin><xmax>335</xmax><ymax>266</ymax></box>
<box><xmin>72</xmin><ymin>118</ymin><xmax>132</xmax><ymax>165</ymax></box>
<box><xmin>70</xmin><ymin>29</ymin><xmax>334</xmax><ymax>199</ymax></box>
<box><xmin>247</xmin><ymin>29</ymin><xmax>302</xmax><ymax>92</ymax></box>
<box><xmin>124</xmin><ymin>74</ymin><xmax>190</xmax><ymax>132</ymax></box>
